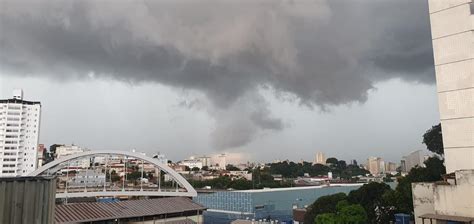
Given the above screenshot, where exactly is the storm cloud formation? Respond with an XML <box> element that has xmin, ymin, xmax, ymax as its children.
<box><xmin>0</xmin><ymin>0</ymin><xmax>434</xmax><ymax>149</ymax></box>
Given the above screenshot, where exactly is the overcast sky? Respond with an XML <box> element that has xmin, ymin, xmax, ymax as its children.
<box><xmin>0</xmin><ymin>0</ymin><xmax>439</xmax><ymax>163</ymax></box>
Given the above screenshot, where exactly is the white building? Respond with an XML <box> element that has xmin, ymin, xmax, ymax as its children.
<box><xmin>55</xmin><ymin>145</ymin><xmax>90</xmax><ymax>168</ymax></box>
<box><xmin>403</xmin><ymin>150</ymin><xmax>426</xmax><ymax>172</ymax></box>
<box><xmin>0</xmin><ymin>90</ymin><xmax>41</xmax><ymax>176</ymax></box>
<box><xmin>313</xmin><ymin>152</ymin><xmax>326</xmax><ymax>165</ymax></box>
<box><xmin>412</xmin><ymin>1</ymin><xmax>474</xmax><ymax>223</ymax></box>
<box><xmin>179</xmin><ymin>159</ymin><xmax>203</xmax><ymax>169</ymax></box>
<box><xmin>366</xmin><ymin>157</ymin><xmax>384</xmax><ymax>176</ymax></box>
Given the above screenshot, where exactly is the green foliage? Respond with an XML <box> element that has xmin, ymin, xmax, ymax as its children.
<box><xmin>422</xmin><ymin>123</ymin><xmax>444</xmax><ymax>155</ymax></box>
<box><xmin>314</xmin><ymin>213</ymin><xmax>337</xmax><ymax>224</ymax></box>
<box><xmin>348</xmin><ymin>182</ymin><xmax>393</xmax><ymax>224</ymax></box>
<box><xmin>338</xmin><ymin>204</ymin><xmax>368</xmax><ymax>224</ymax></box>
<box><xmin>266</xmin><ymin>160</ymin><xmax>368</xmax><ymax>180</ymax></box>
<box><xmin>191</xmin><ymin>167</ymin><xmax>200</xmax><ymax>172</ymax></box>
<box><xmin>326</xmin><ymin>157</ymin><xmax>338</xmax><ymax>165</ymax></box>
<box><xmin>394</xmin><ymin>156</ymin><xmax>446</xmax><ymax>214</ymax></box>
<box><xmin>226</xmin><ymin>164</ymin><xmax>241</xmax><ymax>171</ymax></box>
<box><xmin>201</xmin><ymin>166</ymin><xmax>209</xmax><ymax>171</ymax></box>
<box><xmin>304</xmin><ymin>193</ymin><xmax>348</xmax><ymax>223</ymax></box>
<box><xmin>314</xmin><ymin>201</ymin><xmax>367</xmax><ymax>224</ymax></box>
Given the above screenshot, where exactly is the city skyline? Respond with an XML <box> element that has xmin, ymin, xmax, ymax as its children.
<box><xmin>0</xmin><ymin>0</ymin><xmax>439</xmax><ymax>163</ymax></box>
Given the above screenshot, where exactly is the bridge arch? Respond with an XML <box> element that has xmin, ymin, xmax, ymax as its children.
<box><xmin>29</xmin><ymin>150</ymin><xmax>197</xmax><ymax>197</ymax></box>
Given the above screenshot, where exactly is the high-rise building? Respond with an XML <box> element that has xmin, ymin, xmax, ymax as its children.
<box><xmin>402</xmin><ymin>150</ymin><xmax>426</xmax><ymax>172</ymax></box>
<box><xmin>0</xmin><ymin>89</ymin><xmax>41</xmax><ymax>176</ymax></box>
<box><xmin>366</xmin><ymin>157</ymin><xmax>384</xmax><ymax>176</ymax></box>
<box><xmin>313</xmin><ymin>152</ymin><xmax>326</xmax><ymax>165</ymax></box>
<box><xmin>55</xmin><ymin>144</ymin><xmax>90</xmax><ymax>168</ymax></box>
<box><xmin>412</xmin><ymin>1</ymin><xmax>474</xmax><ymax>222</ymax></box>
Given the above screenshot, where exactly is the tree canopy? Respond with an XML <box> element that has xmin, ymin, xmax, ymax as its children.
<box><xmin>422</xmin><ymin>123</ymin><xmax>444</xmax><ymax>155</ymax></box>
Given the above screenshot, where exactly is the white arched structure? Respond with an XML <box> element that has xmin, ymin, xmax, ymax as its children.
<box><xmin>29</xmin><ymin>150</ymin><xmax>197</xmax><ymax>198</ymax></box>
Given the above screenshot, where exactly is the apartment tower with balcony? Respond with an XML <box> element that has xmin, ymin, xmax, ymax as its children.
<box><xmin>0</xmin><ymin>89</ymin><xmax>41</xmax><ymax>176</ymax></box>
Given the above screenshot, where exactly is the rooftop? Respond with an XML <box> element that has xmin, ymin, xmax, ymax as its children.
<box><xmin>55</xmin><ymin>197</ymin><xmax>206</xmax><ymax>224</ymax></box>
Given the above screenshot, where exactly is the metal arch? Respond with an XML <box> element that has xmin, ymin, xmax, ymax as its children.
<box><xmin>28</xmin><ymin>150</ymin><xmax>197</xmax><ymax>196</ymax></box>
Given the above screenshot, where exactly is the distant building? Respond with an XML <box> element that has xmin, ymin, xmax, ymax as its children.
<box><xmin>179</xmin><ymin>159</ymin><xmax>203</xmax><ymax>169</ymax></box>
<box><xmin>69</xmin><ymin>169</ymin><xmax>106</xmax><ymax>188</ymax></box>
<box><xmin>55</xmin><ymin>144</ymin><xmax>90</xmax><ymax>168</ymax></box>
<box><xmin>199</xmin><ymin>155</ymin><xmax>211</xmax><ymax>167</ymax></box>
<box><xmin>384</xmin><ymin>162</ymin><xmax>397</xmax><ymax>173</ymax></box>
<box><xmin>313</xmin><ymin>152</ymin><xmax>326</xmax><ymax>165</ymax></box>
<box><xmin>37</xmin><ymin>144</ymin><xmax>46</xmax><ymax>167</ymax></box>
<box><xmin>366</xmin><ymin>157</ymin><xmax>384</xmax><ymax>176</ymax></box>
<box><xmin>400</xmin><ymin>159</ymin><xmax>407</xmax><ymax>173</ymax></box>
<box><xmin>0</xmin><ymin>89</ymin><xmax>41</xmax><ymax>176</ymax></box>
<box><xmin>218</xmin><ymin>154</ymin><xmax>227</xmax><ymax>170</ymax></box>
<box><xmin>402</xmin><ymin>150</ymin><xmax>425</xmax><ymax>172</ymax></box>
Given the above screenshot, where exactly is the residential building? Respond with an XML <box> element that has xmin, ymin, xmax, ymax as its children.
<box><xmin>313</xmin><ymin>152</ymin><xmax>326</xmax><ymax>165</ymax></box>
<box><xmin>68</xmin><ymin>169</ymin><xmax>106</xmax><ymax>188</ymax></box>
<box><xmin>37</xmin><ymin>143</ymin><xmax>46</xmax><ymax>167</ymax></box>
<box><xmin>217</xmin><ymin>153</ymin><xmax>226</xmax><ymax>170</ymax></box>
<box><xmin>412</xmin><ymin>1</ymin><xmax>474</xmax><ymax>223</ymax></box>
<box><xmin>384</xmin><ymin>162</ymin><xmax>398</xmax><ymax>173</ymax></box>
<box><xmin>0</xmin><ymin>89</ymin><xmax>41</xmax><ymax>176</ymax></box>
<box><xmin>366</xmin><ymin>157</ymin><xmax>384</xmax><ymax>176</ymax></box>
<box><xmin>403</xmin><ymin>150</ymin><xmax>426</xmax><ymax>172</ymax></box>
<box><xmin>55</xmin><ymin>144</ymin><xmax>90</xmax><ymax>168</ymax></box>
<box><xmin>179</xmin><ymin>159</ymin><xmax>203</xmax><ymax>169</ymax></box>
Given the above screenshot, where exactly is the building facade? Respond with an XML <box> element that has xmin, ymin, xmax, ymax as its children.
<box><xmin>412</xmin><ymin>1</ymin><xmax>474</xmax><ymax>223</ymax></box>
<box><xmin>429</xmin><ymin>0</ymin><xmax>474</xmax><ymax>174</ymax></box>
<box><xmin>403</xmin><ymin>150</ymin><xmax>426</xmax><ymax>172</ymax></box>
<box><xmin>55</xmin><ymin>144</ymin><xmax>90</xmax><ymax>168</ymax></box>
<box><xmin>366</xmin><ymin>156</ymin><xmax>383</xmax><ymax>176</ymax></box>
<box><xmin>0</xmin><ymin>90</ymin><xmax>41</xmax><ymax>176</ymax></box>
<box><xmin>313</xmin><ymin>152</ymin><xmax>326</xmax><ymax>165</ymax></box>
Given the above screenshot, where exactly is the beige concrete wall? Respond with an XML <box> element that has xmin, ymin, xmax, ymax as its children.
<box><xmin>412</xmin><ymin>183</ymin><xmax>436</xmax><ymax>224</ymax></box>
<box><xmin>434</xmin><ymin>170</ymin><xmax>474</xmax><ymax>217</ymax></box>
<box><xmin>428</xmin><ymin>0</ymin><xmax>470</xmax><ymax>13</ymax></box>
<box><xmin>429</xmin><ymin>0</ymin><xmax>474</xmax><ymax>173</ymax></box>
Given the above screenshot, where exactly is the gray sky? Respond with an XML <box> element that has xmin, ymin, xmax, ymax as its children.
<box><xmin>0</xmin><ymin>0</ymin><xmax>439</xmax><ymax>163</ymax></box>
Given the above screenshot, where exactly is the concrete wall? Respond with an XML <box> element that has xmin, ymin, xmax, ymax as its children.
<box><xmin>412</xmin><ymin>182</ymin><xmax>436</xmax><ymax>224</ymax></box>
<box><xmin>428</xmin><ymin>0</ymin><xmax>474</xmax><ymax>173</ymax></box>
<box><xmin>434</xmin><ymin>170</ymin><xmax>474</xmax><ymax>217</ymax></box>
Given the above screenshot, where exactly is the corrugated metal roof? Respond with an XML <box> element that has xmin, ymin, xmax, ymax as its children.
<box><xmin>0</xmin><ymin>176</ymin><xmax>56</xmax><ymax>224</ymax></box>
<box><xmin>55</xmin><ymin>197</ymin><xmax>205</xmax><ymax>224</ymax></box>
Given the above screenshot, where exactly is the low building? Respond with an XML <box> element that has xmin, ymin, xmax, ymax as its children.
<box><xmin>68</xmin><ymin>169</ymin><xmax>106</xmax><ymax>188</ymax></box>
<box><xmin>55</xmin><ymin>145</ymin><xmax>90</xmax><ymax>168</ymax></box>
<box><xmin>194</xmin><ymin>184</ymin><xmax>363</xmax><ymax>223</ymax></box>
<box><xmin>54</xmin><ymin>197</ymin><xmax>206</xmax><ymax>224</ymax></box>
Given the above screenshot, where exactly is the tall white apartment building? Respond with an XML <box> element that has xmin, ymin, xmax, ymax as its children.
<box><xmin>0</xmin><ymin>89</ymin><xmax>41</xmax><ymax>176</ymax></box>
<box><xmin>313</xmin><ymin>152</ymin><xmax>326</xmax><ymax>165</ymax></box>
<box><xmin>366</xmin><ymin>156</ymin><xmax>384</xmax><ymax>176</ymax></box>
<box><xmin>412</xmin><ymin>1</ymin><xmax>474</xmax><ymax>223</ymax></box>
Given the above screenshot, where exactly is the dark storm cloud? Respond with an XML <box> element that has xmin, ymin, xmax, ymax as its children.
<box><xmin>0</xmin><ymin>0</ymin><xmax>434</xmax><ymax>149</ymax></box>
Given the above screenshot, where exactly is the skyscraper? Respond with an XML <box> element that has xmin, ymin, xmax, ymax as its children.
<box><xmin>314</xmin><ymin>152</ymin><xmax>326</xmax><ymax>165</ymax></box>
<box><xmin>0</xmin><ymin>89</ymin><xmax>41</xmax><ymax>176</ymax></box>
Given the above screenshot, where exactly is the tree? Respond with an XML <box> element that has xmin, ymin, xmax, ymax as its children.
<box><xmin>314</xmin><ymin>213</ymin><xmax>337</xmax><ymax>224</ymax></box>
<box><xmin>423</xmin><ymin>123</ymin><xmax>444</xmax><ymax>155</ymax></box>
<box><xmin>226</xmin><ymin>164</ymin><xmax>241</xmax><ymax>171</ymax></box>
<box><xmin>338</xmin><ymin>203</ymin><xmax>368</xmax><ymax>224</ymax></box>
<box><xmin>314</xmin><ymin>201</ymin><xmax>367</xmax><ymax>224</ymax></box>
<box><xmin>201</xmin><ymin>166</ymin><xmax>209</xmax><ymax>171</ymax></box>
<box><xmin>348</xmin><ymin>182</ymin><xmax>393</xmax><ymax>224</ymax></box>
<box><xmin>304</xmin><ymin>193</ymin><xmax>347</xmax><ymax>223</ymax></box>
<box><xmin>191</xmin><ymin>167</ymin><xmax>200</xmax><ymax>172</ymax></box>
<box><xmin>394</xmin><ymin>156</ymin><xmax>446</xmax><ymax>214</ymax></box>
<box><xmin>326</xmin><ymin>157</ymin><xmax>338</xmax><ymax>165</ymax></box>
